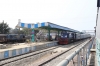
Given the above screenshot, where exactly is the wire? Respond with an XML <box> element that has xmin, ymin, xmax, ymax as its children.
<box><xmin>96</xmin><ymin>7</ymin><xmax>99</xmax><ymax>26</ymax></box>
<box><xmin>95</xmin><ymin>7</ymin><xmax>99</xmax><ymax>36</ymax></box>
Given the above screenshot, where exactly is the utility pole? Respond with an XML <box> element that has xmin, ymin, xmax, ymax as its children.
<box><xmin>94</xmin><ymin>27</ymin><xmax>96</xmax><ymax>36</ymax></box>
<box><xmin>3</xmin><ymin>20</ymin><xmax>4</xmax><ymax>34</ymax></box>
<box><xmin>18</xmin><ymin>19</ymin><xmax>21</xmax><ymax>35</ymax></box>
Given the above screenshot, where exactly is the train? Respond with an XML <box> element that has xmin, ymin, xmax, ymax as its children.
<box><xmin>0</xmin><ymin>31</ymin><xmax>91</xmax><ymax>44</ymax></box>
<box><xmin>0</xmin><ymin>34</ymin><xmax>26</xmax><ymax>43</ymax></box>
<box><xmin>58</xmin><ymin>31</ymin><xmax>91</xmax><ymax>44</ymax></box>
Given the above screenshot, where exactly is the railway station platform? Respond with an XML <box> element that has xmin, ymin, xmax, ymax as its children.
<box><xmin>87</xmin><ymin>38</ymin><xmax>96</xmax><ymax>66</ymax></box>
<box><xmin>0</xmin><ymin>20</ymin><xmax>93</xmax><ymax>66</ymax></box>
<box><xmin>0</xmin><ymin>41</ymin><xmax>58</xmax><ymax>60</ymax></box>
<box><xmin>87</xmin><ymin>37</ymin><xmax>100</xmax><ymax>66</ymax></box>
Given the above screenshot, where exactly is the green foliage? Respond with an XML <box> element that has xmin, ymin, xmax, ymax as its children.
<box><xmin>22</xmin><ymin>28</ymin><xmax>32</xmax><ymax>35</ymax></box>
<box><xmin>0</xmin><ymin>22</ymin><xmax>10</xmax><ymax>34</ymax></box>
<box><xmin>21</xmin><ymin>28</ymin><xmax>39</xmax><ymax>35</ymax></box>
<box><xmin>9</xmin><ymin>28</ymin><xmax>25</xmax><ymax>34</ymax></box>
<box><xmin>10</xmin><ymin>28</ymin><xmax>39</xmax><ymax>35</ymax></box>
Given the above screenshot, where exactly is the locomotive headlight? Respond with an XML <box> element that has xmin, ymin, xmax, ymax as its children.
<box><xmin>61</xmin><ymin>36</ymin><xmax>63</xmax><ymax>37</ymax></box>
<box><xmin>65</xmin><ymin>35</ymin><xmax>67</xmax><ymax>37</ymax></box>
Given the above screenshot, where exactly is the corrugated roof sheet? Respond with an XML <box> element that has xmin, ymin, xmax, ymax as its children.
<box><xmin>17</xmin><ymin>22</ymin><xmax>80</xmax><ymax>33</ymax></box>
<box><xmin>48</xmin><ymin>22</ymin><xmax>80</xmax><ymax>33</ymax></box>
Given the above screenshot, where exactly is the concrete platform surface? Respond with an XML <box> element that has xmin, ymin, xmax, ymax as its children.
<box><xmin>0</xmin><ymin>41</ymin><xmax>58</xmax><ymax>52</ymax></box>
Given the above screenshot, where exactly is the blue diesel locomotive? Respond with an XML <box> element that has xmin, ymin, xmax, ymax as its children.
<box><xmin>58</xmin><ymin>31</ymin><xmax>91</xmax><ymax>45</ymax></box>
<box><xmin>0</xmin><ymin>34</ymin><xmax>26</xmax><ymax>43</ymax></box>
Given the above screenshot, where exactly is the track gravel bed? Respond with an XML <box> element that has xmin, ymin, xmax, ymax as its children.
<box><xmin>41</xmin><ymin>40</ymin><xmax>89</xmax><ymax>66</ymax></box>
<box><xmin>27</xmin><ymin>39</ymin><xmax>89</xmax><ymax>66</ymax></box>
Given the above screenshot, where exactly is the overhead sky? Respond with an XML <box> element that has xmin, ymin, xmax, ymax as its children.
<box><xmin>0</xmin><ymin>0</ymin><xmax>97</xmax><ymax>31</ymax></box>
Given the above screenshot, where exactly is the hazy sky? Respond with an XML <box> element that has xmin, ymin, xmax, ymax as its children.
<box><xmin>0</xmin><ymin>0</ymin><xmax>97</xmax><ymax>31</ymax></box>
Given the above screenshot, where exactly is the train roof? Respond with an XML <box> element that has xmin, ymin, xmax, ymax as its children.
<box><xmin>0</xmin><ymin>34</ymin><xmax>25</xmax><ymax>36</ymax></box>
<box><xmin>0</xmin><ymin>34</ymin><xmax>7</xmax><ymax>36</ymax></box>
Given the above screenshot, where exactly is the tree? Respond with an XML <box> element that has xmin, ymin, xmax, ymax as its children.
<box><xmin>22</xmin><ymin>28</ymin><xmax>39</xmax><ymax>35</ymax></box>
<box><xmin>22</xmin><ymin>28</ymin><xmax>32</xmax><ymax>35</ymax></box>
<box><xmin>0</xmin><ymin>22</ymin><xmax>11</xmax><ymax>34</ymax></box>
<box><xmin>9</xmin><ymin>28</ymin><xmax>19</xmax><ymax>34</ymax></box>
<box><xmin>10</xmin><ymin>28</ymin><xmax>33</xmax><ymax>35</ymax></box>
<box><xmin>9</xmin><ymin>27</ymin><xmax>39</xmax><ymax>35</ymax></box>
<box><xmin>9</xmin><ymin>28</ymin><xmax>25</xmax><ymax>34</ymax></box>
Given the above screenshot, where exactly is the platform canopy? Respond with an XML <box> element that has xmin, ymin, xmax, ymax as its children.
<box><xmin>16</xmin><ymin>22</ymin><xmax>80</xmax><ymax>33</ymax></box>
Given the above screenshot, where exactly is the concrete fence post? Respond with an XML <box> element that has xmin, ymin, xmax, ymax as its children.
<box><xmin>77</xmin><ymin>52</ymin><xmax>80</xmax><ymax>66</ymax></box>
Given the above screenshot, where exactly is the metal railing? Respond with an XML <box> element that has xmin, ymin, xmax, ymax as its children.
<box><xmin>57</xmin><ymin>38</ymin><xmax>94</xmax><ymax>66</ymax></box>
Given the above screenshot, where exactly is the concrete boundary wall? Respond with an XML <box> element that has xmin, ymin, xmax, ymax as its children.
<box><xmin>96</xmin><ymin>38</ymin><xmax>100</xmax><ymax>66</ymax></box>
<box><xmin>0</xmin><ymin>41</ymin><xmax>57</xmax><ymax>60</ymax></box>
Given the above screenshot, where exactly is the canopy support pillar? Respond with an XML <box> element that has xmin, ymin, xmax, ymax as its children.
<box><xmin>57</xmin><ymin>30</ymin><xmax>60</xmax><ymax>40</ymax></box>
<box><xmin>31</xmin><ymin>29</ymin><xmax>34</xmax><ymax>42</ymax></box>
<box><xmin>48</xmin><ymin>28</ymin><xmax>51</xmax><ymax>41</ymax></box>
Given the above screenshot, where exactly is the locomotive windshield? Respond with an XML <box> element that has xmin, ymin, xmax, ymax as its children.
<box><xmin>61</xmin><ymin>31</ymin><xmax>68</xmax><ymax>38</ymax></box>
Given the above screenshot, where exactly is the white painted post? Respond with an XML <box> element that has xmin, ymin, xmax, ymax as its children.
<box><xmin>77</xmin><ymin>52</ymin><xmax>80</xmax><ymax>66</ymax></box>
<box><xmin>85</xmin><ymin>43</ymin><xmax>88</xmax><ymax>65</ymax></box>
<box><xmin>18</xmin><ymin>19</ymin><xmax>21</xmax><ymax>37</ymax></box>
<box><xmin>83</xmin><ymin>47</ymin><xmax>85</xmax><ymax>66</ymax></box>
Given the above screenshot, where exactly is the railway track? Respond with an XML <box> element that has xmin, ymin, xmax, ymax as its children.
<box><xmin>32</xmin><ymin>39</ymin><xmax>91</xmax><ymax>66</ymax></box>
<box><xmin>38</xmin><ymin>39</ymin><xmax>92</xmax><ymax>66</ymax></box>
<box><xmin>0</xmin><ymin>39</ymin><xmax>89</xmax><ymax>66</ymax></box>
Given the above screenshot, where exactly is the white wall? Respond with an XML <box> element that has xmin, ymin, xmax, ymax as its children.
<box><xmin>96</xmin><ymin>7</ymin><xmax>100</xmax><ymax>39</ymax></box>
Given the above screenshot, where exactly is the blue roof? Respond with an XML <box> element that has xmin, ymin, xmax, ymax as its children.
<box><xmin>48</xmin><ymin>22</ymin><xmax>80</xmax><ymax>33</ymax></box>
<box><xmin>17</xmin><ymin>22</ymin><xmax>80</xmax><ymax>33</ymax></box>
